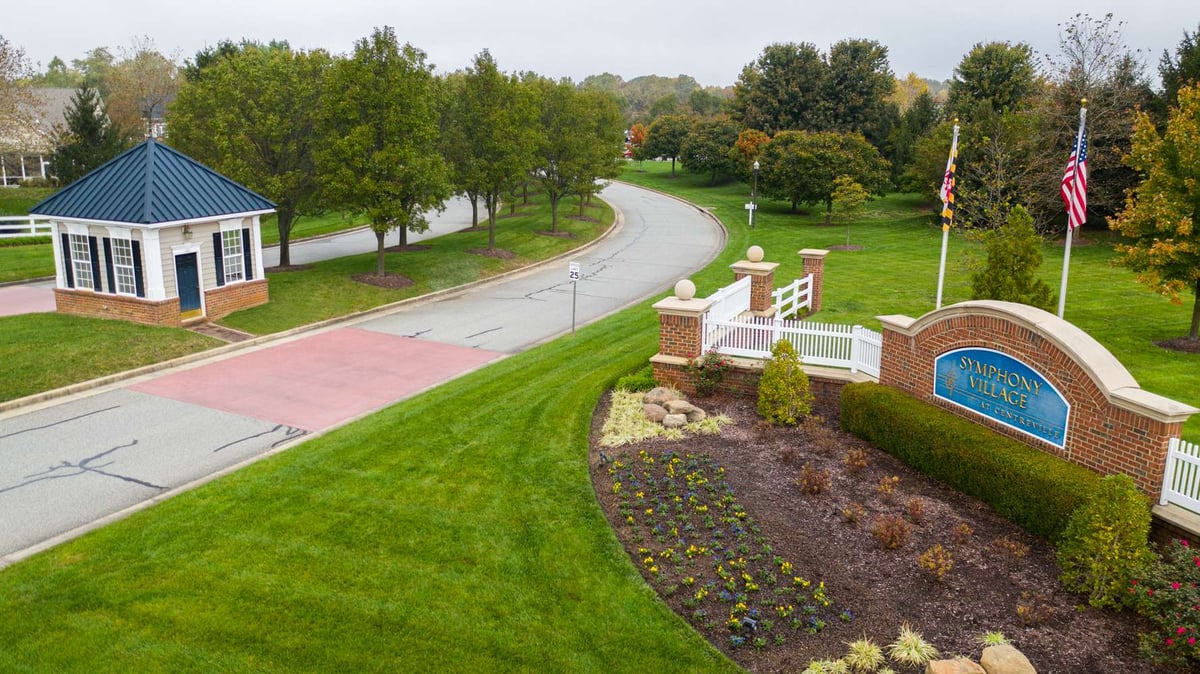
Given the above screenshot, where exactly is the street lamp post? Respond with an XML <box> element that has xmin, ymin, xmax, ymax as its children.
<box><xmin>750</xmin><ymin>160</ymin><xmax>760</xmax><ymax>229</ymax></box>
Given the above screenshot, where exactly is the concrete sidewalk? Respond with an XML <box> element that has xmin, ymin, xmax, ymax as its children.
<box><xmin>0</xmin><ymin>181</ymin><xmax>725</xmax><ymax>564</ymax></box>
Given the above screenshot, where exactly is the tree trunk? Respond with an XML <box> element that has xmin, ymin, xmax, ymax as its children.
<box><xmin>277</xmin><ymin>206</ymin><xmax>294</xmax><ymax>268</ymax></box>
<box><xmin>375</xmin><ymin>230</ymin><xmax>386</xmax><ymax>277</ymax></box>
<box><xmin>470</xmin><ymin>194</ymin><xmax>479</xmax><ymax>226</ymax></box>
<box><xmin>711</xmin><ymin>168</ymin><xmax>717</xmax><ymax>185</ymax></box>
<box><xmin>1191</xmin><ymin>280</ymin><xmax>1200</xmax><ymax>340</ymax></box>
<box><xmin>824</xmin><ymin>199</ymin><xmax>833</xmax><ymax>225</ymax></box>
<box><xmin>487</xmin><ymin>196</ymin><xmax>497</xmax><ymax>250</ymax></box>
<box><xmin>522</xmin><ymin>182</ymin><xmax>529</xmax><ymax>205</ymax></box>
<box><xmin>670</xmin><ymin>157</ymin><xmax>676</xmax><ymax>176</ymax></box>
<box><xmin>396</xmin><ymin>223</ymin><xmax>408</xmax><ymax>247</ymax></box>
<box><xmin>550</xmin><ymin>193</ymin><xmax>559</xmax><ymax>233</ymax></box>
<box><xmin>791</xmin><ymin>199</ymin><xmax>797</xmax><ymax>213</ymax></box>
<box><xmin>578</xmin><ymin>195</ymin><xmax>585</xmax><ymax>217</ymax></box>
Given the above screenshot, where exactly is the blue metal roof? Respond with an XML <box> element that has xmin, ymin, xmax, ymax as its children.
<box><xmin>31</xmin><ymin>139</ymin><xmax>275</xmax><ymax>224</ymax></box>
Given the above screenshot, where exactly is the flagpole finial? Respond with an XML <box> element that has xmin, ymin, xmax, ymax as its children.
<box><xmin>1080</xmin><ymin>98</ymin><xmax>1087</xmax><ymax>106</ymax></box>
<box><xmin>953</xmin><ymin>117</ymin><xmax>959</xmax><ymax>124</ymax></box>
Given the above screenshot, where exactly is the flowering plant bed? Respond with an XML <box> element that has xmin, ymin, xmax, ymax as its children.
<box><xmin>590</xmin><ymin>392</ymin><xmax>1161</xmax><ymax>672</ymax></box>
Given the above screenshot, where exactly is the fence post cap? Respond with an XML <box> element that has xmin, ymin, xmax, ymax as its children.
<box><xmin>798</xmin><ymin>248</ymin><xmax>829</xmax><ymax>260</ymax></box>
<box><xmin>747</xmin><ymin>245</ymin><xmax>764</xmax><ymax>263</ymax></box>
<box><xmin>674</xmin><ymin>279</ymin><xmax>696</xmax><ymax>301</ymax></box>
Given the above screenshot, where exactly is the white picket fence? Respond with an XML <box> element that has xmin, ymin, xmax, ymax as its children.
<box><xmin>772</xmin><ymin>274</ymin><xmax>812</xmax><ymax>319</ymax></box>
<box><xmin>706</xmin><ymin>275</ymin><xmax>752</xmax><ymax>323</ymax></box>
<box><xmin>0</xmin><ymin>215</ymin><xmax>51</xmax><ymax>239</ymax></box>
<box><xmin>1161</xmin><ymin>437</ymin><xmax>1200</xmax><ymax>514</ymax></box>
<box><xmin>702</xmin><ymin>314</ymin><xmax>882</xmax><ymax>377</ymax></box>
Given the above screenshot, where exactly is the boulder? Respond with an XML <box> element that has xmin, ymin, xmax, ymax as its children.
<box><xmin>980</xmin><ymin>645</ymin><xmax>1036</xmax><ymax>674</ymax></box>
<box><xmin>662</xmin><ymin>414</ymin><xmax>688</xmax><ymax>429</ymax></box>
<box><xmin>926</xmin><ymin>659</ymin><xmax>986</xmax><ymax>674</ymax></box>
<box><xmin>686</xmin><ymin>408</ymin><xmax>707</xmax><ymax>423</ymax></box>
<box><xmin>643</xmin><ymin>404</ymin><xmax>668</xmax><ymax>423</ymax></box>
<box><xmin>643</xmin><ymin>387</ymin><xmax>679</xmax><ymax>406</ymax></box>
<box><xmin>664</xmin><ymin>399</ymin><xmax>696</xmax><ymax>415</ymax></box>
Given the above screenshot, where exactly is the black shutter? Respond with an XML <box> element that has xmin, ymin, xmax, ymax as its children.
<box><xmin>241</xmin><ymin>228</ymin><xmax>253</xmax><ymax>280</ymax></box>
<box><xmin>102</xmin><ymin>238</ymin><xmax>116</xmax><ymax>294</ymax></box>
<box><xmin>88</xmin><ymin>236</ymin><xmax>102</xmax><ymax>291</ymax></box>
<box><xmin>132</xmin><ymin>240</ymin><xmax>146</xmax><ymax>298</ymax></box>
<box><xmin>60</xmin><ymin>233</ymin><xmax>75</xmax><ymax>288</ymax></box>
<box><xmin>212</xmin><ymin>232</ymin><xmax>225</xmax><ymax>286</ymax></box>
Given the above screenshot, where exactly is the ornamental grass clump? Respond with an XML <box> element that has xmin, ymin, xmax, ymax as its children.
<box><xmin>844</xmin><ymin>637</ymin><xmax>886</xmax><ymax>672</ymax></box>
<box><xmin>757</xmin><ymin>339</ymin><xmax>813</xmax><ymax>425</ymax></box>
<box><xmin>599</xmin><ymin>390</ymin><xmax>730</xmax><ymax>446</ymax></box>
<box><xmin>1057</xmin><ymin>474</ymin><xmax>1155</xmax><ymax>608</ymax></box>
<box><xmin>887</xmin><ymin>623</ymin><xmax>939</xmax><ymax>667</ymax></box>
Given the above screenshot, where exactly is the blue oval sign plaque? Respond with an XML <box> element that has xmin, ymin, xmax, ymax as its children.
<box><xmin>933</xmin><ymin>347</ymin><xmax>1069</xmax><ymax>448</ymax></box>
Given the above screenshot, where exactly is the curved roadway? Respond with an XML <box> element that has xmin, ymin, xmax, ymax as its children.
<box><xmin>0</xmin><ymin>181</ymin><xmax>724</xmax><ymax>564</ymax></box>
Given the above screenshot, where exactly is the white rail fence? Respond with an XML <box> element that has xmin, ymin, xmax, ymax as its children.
<box><xmin>706</xmin><ymin>275</ymin><xmax>752</xmax><ymax>323</ymax></box>
<box><xmin>702</xmin><ymin>314</ymin><xmax>882</xmax><ymax>377</ymax></box>
<box><xmin>0</xmin><ymin>216</ymin><xmax>52</xmax><ymax>239</ymax></box>
<box><xmin>1161</xmin><ymin>437</ymin><xmax>1200</xmax><ymax>514</ymax></box>
<box><xmin>772</xmin><ymin>274</ymin><xmax>812</xmax><ymax>319</ymax></box>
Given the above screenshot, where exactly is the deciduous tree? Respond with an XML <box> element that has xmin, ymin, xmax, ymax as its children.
<box><xmin>0</xmin><ymin>35</ymin><xmax>35</xmax><ymax>153</ymax></box>
<box><xmin>170</xmin><ymin>45</ymin><xmax>330</xmax><ymax>267</ymax></box>
<box><xmin>1110</xmin><ymin>84</ymin><xmax>1200</xmax><ymax>340</ymax></box>
<box><xmin>824</xmin><ymin>38</ymin><xmax>894</xmax><ymax>136</ymax></box>
<box><xmin>50</xmin><ymin>83</ymin><xmax>126</xmax><ymax>184</ymax></box>
<box><xmin>642</xmin><ymin>114</ymin><xmax>691</xmax><ymax>175</ymax></box>
<box><xmin>732</xmin><ymin>42</ymin><xmax>828</xmax><ymax>135</ymax></box>
<box><xmin>831</xmin><ymin>175</ymin><xmax>869</xmax><ymax>247</ymax></box>
<box><xmin>105</xmin><ymin>38</ymin><xmax>180</xmax><ymax>141</ymax></box>
<box><xmin>317</xmin><ymin>27</ymin><xmax>449</xmax><ymax>276</ymax></box>
<box><xmin>758</xmin><ymin>130</ymin><xmax>888</xmax><ymax>221</ymax></box>
<box><xmin>679</xmin><ymin>118</ymin><xmax>739</xmax><ymax>185</ymax></box>
<box><xmin>947</xmin><ymin>41</ymin><xmax>1037</xmax><ymax>119</ymax></box>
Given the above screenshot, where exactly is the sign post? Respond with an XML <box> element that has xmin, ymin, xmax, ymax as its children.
<box><xmin>568</xmin><ymin>261</ymin><xmax>581</xmax><ymax>335</ymax></box>
<box><xmin>745</xmin><ymin>202</ymin><xmax>756</xmax><ymax>229</ymax></box>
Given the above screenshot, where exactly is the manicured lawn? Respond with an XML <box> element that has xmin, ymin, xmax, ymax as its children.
<box><xmin>259</xmin><ymin>210</ymin><xmax>370</xmax><ymax>246</ymax></box>
<box><xmin>0</xmin><ymin>305</ymin><xmax>737</xmax><ymax>672</ymax></box>
<box><xmin>0</xmin><ymin>313</ymin><xmax>219</xmax><ymax>402</ymax></box>
<box><xmin>222</xmin><ymin>196</ymin><xmax>613</xmax><ymax>335</ymax></box>
<box><xmin>0</xmin><ymin>241</ymin><xmax>54</xmax><ymax>283</ymax></box>
<box><xmin>621</xmin><ymin>161</ymin><xmax>1200</xmax><ymax>439</ymax></box>
<box><xmin>0</xmin><ymin>186</ymin><xmax>56</xmax><ymax>215</ymax></box>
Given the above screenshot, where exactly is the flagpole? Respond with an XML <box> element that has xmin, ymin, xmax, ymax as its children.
<box><xmin>1058</xmin><ymin>101</ymin><xmax>1087</xmax><ymax>319</ymax></box>
<box><xmin>936</xmin><ymin>120</ymin><xmax>959</xmax><ymax>310</ymax></box>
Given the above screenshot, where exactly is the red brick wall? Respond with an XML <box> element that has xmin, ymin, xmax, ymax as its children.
<box><xmin>55</xmin><ymin>289</ymin><xmax>181</xmax><ymax>327</ymax></box>
<box><xmin>658</xmin><ymin>313</ymin><xmax>704</xmax><ymax>359</ymax></box>
<box><xmin>879</xmin><ymin>311</ymin><xmax>1184</xmax><ymax>499</ymax></box>
<box><xmin>204</xmin><ymin>279</ymin><xmax>269</xmax><ymax>320</ymax></box>
<box><xmin>734</xmin><ymin>270</ymin><xmax>776</xmax><ymax>313</ymax></box>
<box><xmin>801</xmin><ymin>256</ymin><xmax>824</xmax><ymax>313</ymax></box>
<box><xmin>653</xmin><ymin>360</ymin><xmax>848</xmax><ymax>410</ymax></box>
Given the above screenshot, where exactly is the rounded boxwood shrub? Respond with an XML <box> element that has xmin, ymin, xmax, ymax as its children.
<box><xmin>757</xmin><ymin>339</ymin><xmax>813</xmax><ymax>425</ymax></box>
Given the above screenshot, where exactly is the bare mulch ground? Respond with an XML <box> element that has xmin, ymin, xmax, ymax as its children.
<box><xmin>466</xmin><ymin>248</ymin><xmax>516</xmax><ymax>259</ymax></box>
<box><xmin>1157</xmin><ymin>337</ymin><xmax>1200</xmax><ymax>354</ymax></box>
<box><xmin>535</xmin><ymin>230</ymin><xmax>576</xmax><ymax>238</ymax></box>
<box><xmin>351</xmin><ymin>272</ymin><xmax>413</xmax><ymax>289</ymax></box>
<box><xmin>566</xmin><ymin>214</ymin><xmax>600</xmax><ymax>223</ymax></box>
<box><xmin>383</xmin><ymin>244</ymin><xmax>431</xmax><ymax>253</ymax></box>
<box><xmin>589</xmin><ymin>392</ymin><xmax>1159</xmax><ymax>673</ymax></box>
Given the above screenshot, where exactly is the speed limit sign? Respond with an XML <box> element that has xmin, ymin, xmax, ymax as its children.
<box><xmin>568</xmin><ymin>261</ymin><xmax>581</xmax><ymax>281</ymax></box>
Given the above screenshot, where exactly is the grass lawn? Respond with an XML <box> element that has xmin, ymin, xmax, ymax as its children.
<box><xmin>621</xmin><ymin>160</ymin><xmax>1200</xmax><ymax>440</ymax></box>
<box><xmin>258</xmin><ymin>210</ymin><xmax>370</xmax><ymax>246</ymax></box>
<box><xmin>0</xmin><ymin>240</ymin><xmax>54</xmax><ymax>283</ymax></box>
<box><xmin>0</xmin><ymin>304</ymin><xmax>737</xmax><ymax>672</ymax></box>
<box><xmin>222</xmin><ymin>196</ymin><xmax>612</xmax><ymax>335</ymax></box>
<box><xmin>0</xmin><ymin>186</ymin><xmax>56</xmax><ymax>215</ymax></box>
<box><xmin>0</xmin><ymin>314</ymin><xmax>220</xmax><ymax>402</ymax></box>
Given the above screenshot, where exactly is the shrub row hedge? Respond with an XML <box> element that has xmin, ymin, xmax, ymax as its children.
<box><xmin>840</xmin><ymin>382</ymin><xmax>1101</xmax><ymax>541</ymax></box>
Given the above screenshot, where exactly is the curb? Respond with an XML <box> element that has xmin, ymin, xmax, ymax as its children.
<box><xmin>0</xmin><ymin>201</ymin><xmax>625</xmax><ymax>418</ymax></box>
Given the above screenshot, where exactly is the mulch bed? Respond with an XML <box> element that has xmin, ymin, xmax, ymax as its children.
<box><xmin>457</xmin><ymin>225</ymin><xmax>489</xmax><ymax>233</ymax></box>
<box><xmin>1157</xmin><ymin>338</ymin><xmax>1200</xmax><ymax>354</ymax></box>
<box><xmin>383</xmin><ymin>244</ymin><xmax>432</xmax><ymax>253</ymax></box>
<box><xmin>466</xmin><ymin>248</ymin><xmax>516</xmax><ymax>259</ymax></box>
<box><xmin>264</xmin><ymin>264</ymin><xmax>314</xmax><ymax>273</ymax></box>
<box><xmin>589</xmin><ymin>392</ymin><xmax>1159</xmax><ymax>673</ymax></box>
<box><xmin>535</xmin><ymin>230</ymin><xmax>576</xmax><ymax>238</ymax></box>
<box><xmin>566</xmin><ymin>215</ymin><xmax>600</xmax><ymax>223</ymax></box>
<box><xmin>351</xmin><ymin>272</ymin><xmax>413</xmax><ymax>289</ymax></box>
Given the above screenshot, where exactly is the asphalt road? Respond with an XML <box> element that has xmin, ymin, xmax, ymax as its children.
<box><xmin>0</xmin><ymin>181</ymin><xmax>725</xmax><ymax>564</ymax></box>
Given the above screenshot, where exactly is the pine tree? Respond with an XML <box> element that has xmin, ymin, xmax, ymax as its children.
<box><xmin>50</xmin><ymin>84</ymin><xmax>125</xmax><ymax>184</ymax></box>
<box><xmin>970</xmin><ymin>205</ymin><xmax>1055</xmax><ymax>311</ymax></box>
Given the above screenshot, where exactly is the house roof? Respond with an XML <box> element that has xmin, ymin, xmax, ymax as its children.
<box><xmin>31</xmin><ymin>139</ymin><xmax>275</xmax><ymax>224</ymax></box>
<box><xmin>0</xmin><ymin>87</ymin><xmax>75</xmax><ymax>154</ymax></box>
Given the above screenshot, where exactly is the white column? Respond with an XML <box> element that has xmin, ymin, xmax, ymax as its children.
<box><xmin>251</xmin><ymin>216</ymin><xmax>266</xmax><ymax>278</ymax></box>
<box><xmin>50</xmin><ymin>221</ymin><xmax>65</xmax><ymax>289</ymax></box>
<box><xmin>141</xmin><ymin>228</ymin><xmax>167</xmax><ymax>300</ymax></box>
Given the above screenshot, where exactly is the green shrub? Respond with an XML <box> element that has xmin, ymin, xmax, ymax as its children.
<box><xmin>686</xmin><ymin>348</ymin><xmax>732</xmax><ymax>397</ymax></box>
<box><xmin>615</xmin><ymin>364</ymin><xmax>657</xmax><ymax>392</ymax></box>
<box><xmin>1057</xmin><ymin>474</ymin><xmax>1155</xmax><ymax>607</ymax></box>
<box><xmin>757</xmin><ymin>339</ymin><xmax>813</xmax><ymax>425</ymax></box>
<box><xmin>840</xmin><ymin>382</ymin><xmax>1100</xmax><ymax>540</ymax></box>
<box><xmin>1128</xmin><ymin>538</ymin><xmax>1200</xmax><ymax>669</ymax></box>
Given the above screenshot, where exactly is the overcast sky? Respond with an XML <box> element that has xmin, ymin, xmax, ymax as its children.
<box><xmin>5</xmin><ymin>1</ymin><xmax>1199</xmax><ymax>87</ymax></box>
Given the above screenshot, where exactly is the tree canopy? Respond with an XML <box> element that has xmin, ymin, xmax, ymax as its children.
<box><xmin>732</xmin><ymin>42</ymin><xmax>828</xmax><ymax>135</ymax></box>
<box><xmin>1160</xmin><ymin>23</ymin><xmax>1200</xmax><ymax>111</ymax></box>
<box><xmin>642</xmin><ymin>114</ymin><xmax>691</xmax><ymax>175</ymax></box>
<box><xmin>50</xmin><ymin>83</ymin><xmax>126</xmax><ymax>184</ymax></box>
<box><xmin>679</xmin><ymin>118</ymin><xmax>739</xmax><ymax>185</ymax></box>
<box><xmin>758</xmin><ymin>130</ymin><xmax>889</xmax><ymax>219</ymax></box>
<box><xmin>1109</xmin><ymin>84</ymin><xmax>1200</xmax><ymax>340</ymax></box>
<box><xmin>947</xmin><ymin>41</ymin><xmax>1037</xmax><ymax>119</ymax></box>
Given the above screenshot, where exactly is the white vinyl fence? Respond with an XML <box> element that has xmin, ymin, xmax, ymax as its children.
<box><xmin>705</xmin><ymin>275</ymin><xmax>752</xmax><ymax>323</ymax></box>
<box><xmin>702</xmin><ymin>314</ymin><xmax>882</xmax><ymax>377</ymax></box>
<box><xmin>0</xmin><ymin>216</ymin><xmax>51</xmax><ymax>239</ymax></box>
<box><xmin>772</xmin><ymin>274</ymin><xmax>812</xmax><ymax>319</ymax></box>
<box><xmin>1161</xmin><ymin>437</ymin><xmax>1200</xmax><ymax>514</ymax></box>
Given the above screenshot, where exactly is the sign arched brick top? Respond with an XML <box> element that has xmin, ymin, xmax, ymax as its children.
<box><xmin>877</xmin><ymin>300</ymin><xmax>1196</xmax><ymax>498</ymax></box>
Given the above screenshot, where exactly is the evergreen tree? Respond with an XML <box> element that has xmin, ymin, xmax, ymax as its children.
<box><xmin>970</xmin><ymin>205</ymin><xmax>1054</xmax><ymax>311</ymax></box>
<box><xmin>50</xmin><ymin>83</ymin><xmax>125</xmax><ymax>184</ymax></box>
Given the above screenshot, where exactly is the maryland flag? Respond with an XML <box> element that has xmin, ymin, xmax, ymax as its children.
<box><xmin>939</xmin><ymin>123</ymin><xmax>960</xmax><ymax>230</ymax></box>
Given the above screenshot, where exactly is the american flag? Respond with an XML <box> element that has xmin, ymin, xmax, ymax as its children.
<box><xmin>1060</xmin><ymin>128</ymin><xmax>1088</xmax><ymax>230</ymax></box>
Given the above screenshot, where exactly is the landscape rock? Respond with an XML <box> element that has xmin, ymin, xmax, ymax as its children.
<box><xmin>664</xmin><ymin>399</ymin><xmax>696</xmax><ymax>415</ymax></box>
<box><xmin>686</xmin><ymin>408</ymin><xmax>707</xmax><ymax>423</ymax></box>
<box><xmin>643</xmin><ymin>404</ymin><xmax>668</xmax><ymax>423</ymax></box>
<box><xmin>980</xmin><ymin>645</ymin><xmax>1036</xmax><ymax>674</ymax></box>
<box><xmin>662</xmin><ymin>414</ymin><xmax>688</xmax><ymax>429</ymax></box>
<box><xmin>926</xmin><ymin>659</ymin><xmax>986</xmax><ymax>674</ymax></box>
<box><xmin>643</xmin><ymin>387</ymin><xmax>679</xmax><ymax>406</ymax></box>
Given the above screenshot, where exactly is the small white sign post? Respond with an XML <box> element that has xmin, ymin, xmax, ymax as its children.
<box><xmin>568</xmin><ymin>261</ymin><xmax>581</xmax><ymax>335</ymax></box>
<box><xmin>745</xmin><ymin>202</ymin><xmax>756</xmax><ymax>229</ymax></box>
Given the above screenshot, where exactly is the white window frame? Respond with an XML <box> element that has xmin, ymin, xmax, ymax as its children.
<box><xmin>219</xmin><ymin>221</ymin><xmax>245</xmax><ymax>285</ymax></box>
<box><xmin>109</xmin><ymin>234</ymin><xmax>137</xmax><ymax>296</ymax></box>
<box><xmin>68</xmin><ymin>231</ymin><xmax>94</xmax><ymax>291</ymax></box>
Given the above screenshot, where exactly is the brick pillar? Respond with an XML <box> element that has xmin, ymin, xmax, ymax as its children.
<box><xmin>650</xmin><ymin>281</ymin><xmax>714</xmax><ymax>393</ymax></box>
<box><xmin>731</xmin><ymin>257</ymin><xmax>780</xmax><ymax>316</ymax></box>
<box><xmin>799</xmin><ymin>249</ymin><xmax>829</xmax><ymax>314</ymax></box>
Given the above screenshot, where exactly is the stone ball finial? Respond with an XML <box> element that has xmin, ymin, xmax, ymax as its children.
<box><xmin>674</xmin><ymin>279</ymin><xmax>696</xmax><ymax>301</ymax></box>
<box><xmin>747</xmin><ymin>245</ymin><xmax>764</xmax><ymax>263</ymax></box>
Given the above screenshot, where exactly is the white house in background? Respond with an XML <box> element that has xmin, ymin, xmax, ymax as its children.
<box><xmin>30</xmin><ymin>138</ymin><xmax>276</xmax><ymax>327</ymax></box>
<box><xmin>0</xmin><ymin>87</ymin><xmax>73</xmax><ymax>185</ymax></box>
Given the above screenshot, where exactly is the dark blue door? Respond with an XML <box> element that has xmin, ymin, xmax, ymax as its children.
<box><xmin>175</xmin><ymin>253</ymin><xmax>201</xmax><ymax>312</ymax></box>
